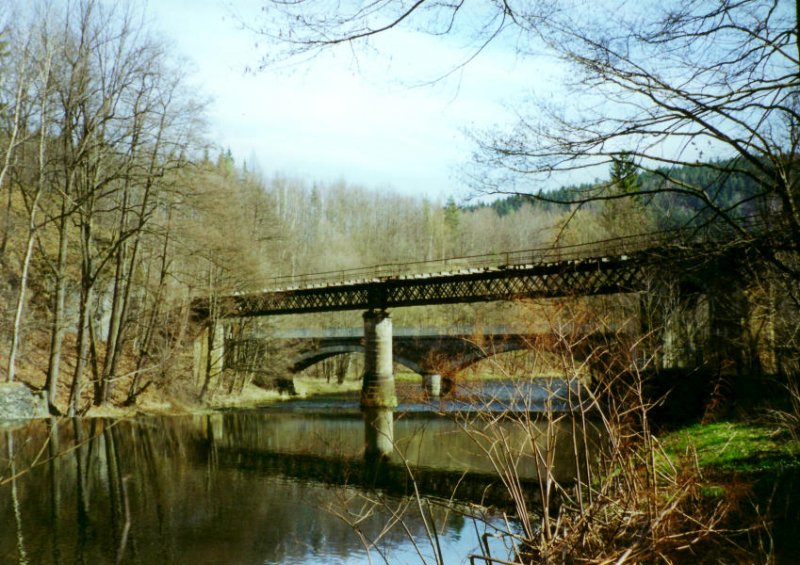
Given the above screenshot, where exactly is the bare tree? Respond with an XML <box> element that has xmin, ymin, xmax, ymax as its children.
<box><xmin>5</xmin><ymin>7</ymin><xmax>55</xmax><ymax>384</ymax></box>
<box><xmin>97</xmin><ymin>51</ymin><xmax>205</xmax><ymax>405</ymax></box>
<box><xmin>0</xmin><ymin>0</ymin><xmax>210</xmax><ymax>412</ymax></box>
<box><xmin>0</xmin><ymin>11</ymin><xmax>34</xmax><ymax>234</ymax></box>
<box><xmin>54</xmin><ymin>0</ymin><xmax>168</xmax><ymax>414</ymax></box>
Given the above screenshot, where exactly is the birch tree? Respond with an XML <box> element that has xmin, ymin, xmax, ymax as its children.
<box><xmin>5</xmin><ymin>10</ymin><xmax>55</xmax><ymax>384</ymax></box>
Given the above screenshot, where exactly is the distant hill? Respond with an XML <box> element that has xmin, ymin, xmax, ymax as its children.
<box><xmin>463</xmin><ymin>159</ymin><xmax>766</xmax><ymax>229</ymax></box>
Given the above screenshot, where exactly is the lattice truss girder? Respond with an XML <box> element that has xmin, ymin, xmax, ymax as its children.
<box><xmin>385</xmin><ymin>261</ymin><xmax>644</xmax><ymax>307</ymax></box>
<box><xmin>223</xmin><ymin>257</ymin><xmax>648</xmax><ymax>317</ymax></box>
<box><xmin>189</xmin><ymin>231</ymin><xmax>773</xmax><ymax>321</ymax></box>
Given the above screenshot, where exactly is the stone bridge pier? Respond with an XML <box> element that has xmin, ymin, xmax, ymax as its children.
<box><xmin>361</xmin><ymin>309</ymin><xmax>396</xmax><ymax>459</ymax></box>
<box><xmin>361</xmin><ymin>310</ymin><xmax>396</xmax><ymax>408</ymax></box>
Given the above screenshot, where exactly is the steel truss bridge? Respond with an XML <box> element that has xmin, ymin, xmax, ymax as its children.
<box><xmin>197</xmin><ymin>219</ymin><xmax>784</xmax><ymax>319</ymax></box>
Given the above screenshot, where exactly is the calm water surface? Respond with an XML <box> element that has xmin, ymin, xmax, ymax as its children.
<box><xmin>0</xmin><ymin>381</ymin><xmax>582</xmax><ymax>564</ymax></box>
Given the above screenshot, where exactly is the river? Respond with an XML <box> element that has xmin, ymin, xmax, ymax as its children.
<box><xmin>0</xmin><ymin>380</ymin><xmax>586</xmax><ymax>564</ymax></box>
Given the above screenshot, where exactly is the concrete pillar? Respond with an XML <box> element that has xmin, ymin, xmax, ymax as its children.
<box><xmin>423</xmin><ymin>373</ymin><xmax>442</xmax><ymax>398</ymax></box>
<box><xmin>641</xmin><ymin>285</ymin><xmax>707</xmax><ymax>371</ymax></box>
<box><xmin>363</xmin><ymin>407</ymin><xmax>394</xmax><ymax>460</ymax></box>
<box><xmin>193</xmin><ymin>329</ymin><xmax>205</xmax><ymax>385</ymax></box>
<box><xmin>361</xmin><ymin>310</ymin><xmax>396</xmax><ymax>408</ymax></box>
<box><xmin>661</xmin><ymin>313</ymin><xmax>683</xmax><ymax>369</ymax></box>
<box><xmin>361</xmin><ymin>309</ymin><xmax>396</xmax><ymax>461</ymax></box>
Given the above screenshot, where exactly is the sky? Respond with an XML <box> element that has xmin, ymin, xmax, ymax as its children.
<box><xmin>146</xmin><ymin>0</ymin><xmax>557</xmax><ymax>199</ymax></box>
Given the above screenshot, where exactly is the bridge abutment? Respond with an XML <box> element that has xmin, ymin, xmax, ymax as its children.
<box><xmin>360</xmin><ymin>309</ymin><xmax>397</xmax><ymax>409</ymax></box>
<box><xmin>708</xmin><ymin>280</ymin><xmax>778</xmax><ymax>377</ymax></box>
<box><xmin>639</xmin><ymin>259</ymin><xmax>779</xmax><ymax>377</ymax></box>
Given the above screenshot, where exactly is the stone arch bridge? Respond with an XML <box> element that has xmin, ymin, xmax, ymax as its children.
<box><xmin>224</xmin><ymin>327</ymin><xmax>612</xmax><ymax>396</ymax></box>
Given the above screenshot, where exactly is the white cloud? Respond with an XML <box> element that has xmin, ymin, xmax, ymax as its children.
<box><xmin>148</xmin><ymin>0</ymin><xmax>555</xmax><ymax>197</ymax></box>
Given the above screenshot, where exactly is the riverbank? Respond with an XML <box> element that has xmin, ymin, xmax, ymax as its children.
<box><xmin>662</xmin><ymin>420</ymin><xmax>800</xmax><ymax>473</ymax></box>
<box><xmin>82</xmin><ymin>376</ymin><xmax>365</xmax><ymax>418</ymax></box>
<box><xmin>658</xmin><ymin>420</ymin><xmax>800</xmax><ymax>562</ymax></box>
<box><xmin>83</xmin><ymin>372</ymin><xmax>449</xmax><ymax>417</ymax></box>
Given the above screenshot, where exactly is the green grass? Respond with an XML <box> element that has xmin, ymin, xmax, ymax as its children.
<box><xmin>661</xmin><ymin>421</ymin><xmax>800</xmax><ymax>473</ymax></box>
<box><xmin>394</xmin><ymin>371</ymin><xmax>424</xmax><ymax>383</ymax></box>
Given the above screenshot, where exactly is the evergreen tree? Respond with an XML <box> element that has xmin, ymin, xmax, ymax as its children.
<box><xmin>609</xmin><ymin>153</ymin><xmax>639</xmax><ymax>195</ymax></box>
<box><xmin>443</xmin><ymin>197</ymin><xmax>460</xmax><ymax>256</ymax></box>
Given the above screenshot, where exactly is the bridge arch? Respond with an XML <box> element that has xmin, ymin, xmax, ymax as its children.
<box><xmin>292</xmin><ymin>345</ymin><xmax>425</xmax><ymax>377</ymax></box>
<box><xmin>441</xmin><ymin>340</ymin><xmax>534</xmax><ymax>374</ymax></box>
<box><xmin>289</xmin><ymin>335</ymin><xmax>560</xmax><ymax>380</ymax></box>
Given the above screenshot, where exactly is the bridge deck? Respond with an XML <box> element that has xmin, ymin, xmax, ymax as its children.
<box><xmin>195</xmin><ymin>221</ymin><xmax>780</xmax><ymax>318</ymax></box>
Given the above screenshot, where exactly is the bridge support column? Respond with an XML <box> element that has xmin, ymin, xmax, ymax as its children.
<box><xmin>423</xmin><ymin>373</ymin><xmax>442</xmax><ymax>398</ymax></box>
<box><xmin>361</xmin><ymin>309</ymin><xmax>395</xmax><ymax>459</ymax></box>
<box><xmin>361</xmin><ymin>310</ymin><xmax>396</xmax><ymax>409</ymax></box>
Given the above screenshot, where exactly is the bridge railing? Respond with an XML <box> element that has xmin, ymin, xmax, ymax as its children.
<box><xmin>257</xmin><ymin>217</ymin><xmax>772</xmax><ymax>292</ymax></box>
<box><xmin>266</xmin><ymin>325</ymin><xmax>520</xmax><ymax>338</ymax></box>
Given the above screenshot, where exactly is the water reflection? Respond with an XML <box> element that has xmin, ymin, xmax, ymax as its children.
<box><xmin>0</xmin><ymin>400</ymin><xmax>585</xmax><ymax>564</ymax></box>
<box><xmin>363</xmin><ymin>407</ymin><xmax>394</xmax><ymax>460</ymax></box>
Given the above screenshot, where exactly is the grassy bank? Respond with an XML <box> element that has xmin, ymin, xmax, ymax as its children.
<box><xmin>658</xmin><ymin>419</ymin><xmax>800</xmax><ymax>561</ymax></box>
<box><xmin>662</xmin><ymin>420</ymin><xmax>800</xmax><ymax>474</ymax></box>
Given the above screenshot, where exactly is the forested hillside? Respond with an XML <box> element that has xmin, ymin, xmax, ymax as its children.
<box><xmin>467</xmin><ymin>158</ymin><xmax>770</xmax><ymax>230</ymax></box>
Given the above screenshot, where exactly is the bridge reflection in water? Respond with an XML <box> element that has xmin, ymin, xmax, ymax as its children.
<box><xmin>217</xmin><ymin>377</ymin><xmax>590</xmax><ymax>479</ymax></box>
<box><xmin>0</xmin><ymin>400</ymin><xmax>592</xmax><ymax>563</ymax></box>
<box><xmin>209</xmin><ymin>397</ymin><xmax>589</xmax><ymax>499</ymax></box>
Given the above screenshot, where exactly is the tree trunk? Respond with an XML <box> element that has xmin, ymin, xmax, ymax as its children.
<box><xmin>69</xmin><ymin>207</ymin><xmax>96</xmax><ymax>416</ymax></box>
<box><xmin>68</xmin><ymin>284</ymin><xmax>93</xmax><ymax>416</ymax></box>
<box><xmin>46</xmin><ymin>205</ymin><xmax>69</xmax><ymax>413</ymax></box>
<box><xmin>99</xmin><ymin>186</ymin><xmax>129</xmax><ymax>404</ymax></box>
<box><xmin>8</xmin><ymin>205</ymin><xmax>41</xmax><ymax>382</ymax></box>
<box><xmin>127</xmin><ymin>203</ymin><xmax>173</xmax><ymax>404</ymax></box>
<box><xmin>8</xmin><ymin>58</ymin><xmax>49</xmax><ymax>382</ymax></box>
